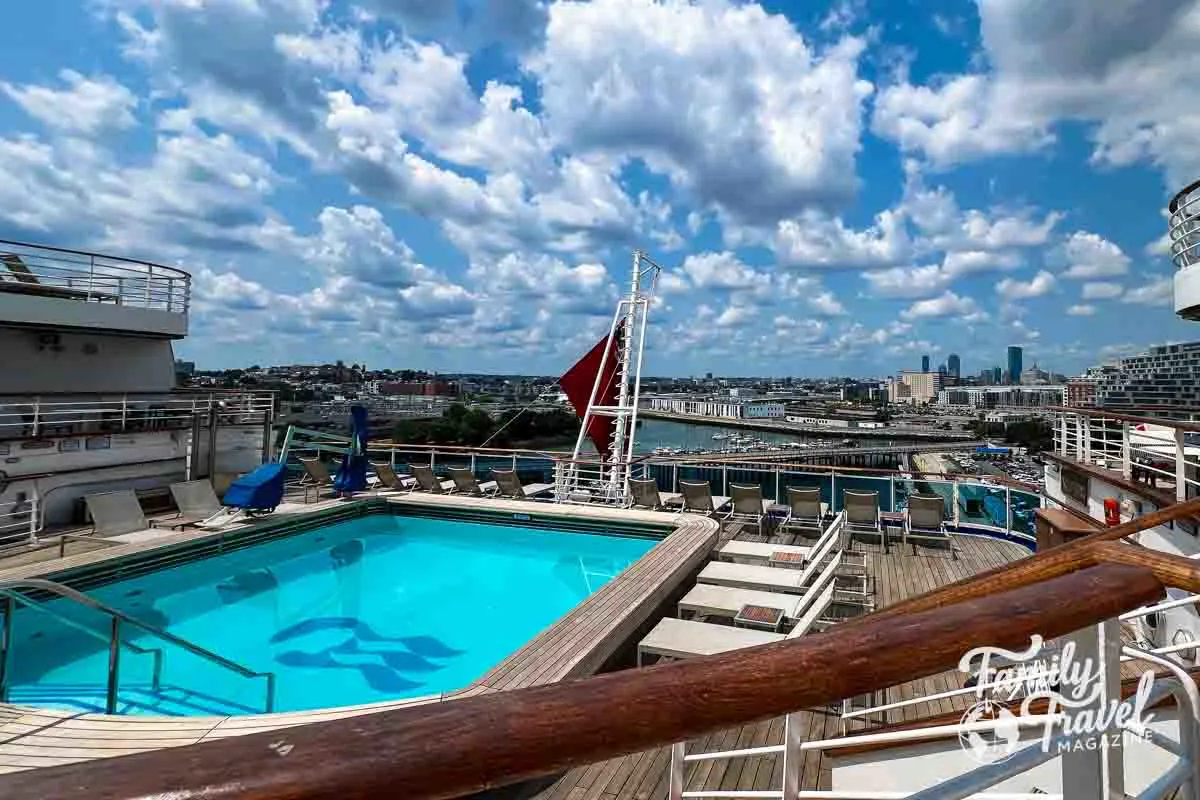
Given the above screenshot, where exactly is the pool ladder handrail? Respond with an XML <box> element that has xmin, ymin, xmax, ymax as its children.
<box><xmin>0</xmin><ymin>578</ymin><xmax>276</xmax><ymax>714</ymax></box>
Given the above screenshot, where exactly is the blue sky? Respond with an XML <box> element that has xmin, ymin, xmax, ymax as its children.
<box><xmin>0</xmin><ymin>0</ymin><xmax>1195</xmax><ymax>377</ymax></box>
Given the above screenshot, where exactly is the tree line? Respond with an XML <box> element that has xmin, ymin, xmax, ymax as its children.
<box><xmin>390</xmin><ymin>404</ymin><xmax>579</xmax><ymax>448</ymax></box>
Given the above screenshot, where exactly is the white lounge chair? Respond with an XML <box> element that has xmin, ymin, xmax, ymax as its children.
<box><xmin>679</xmin><ymin>481</ymin><xmax>730</xmax><ymax>516</ymax></box>
<box><xmin>725</xmin><ymin>484</ymin><xmax>771</xmax><ymax>534</ymax></box>
<box><xmin>370</xmin><ymin>462</ymin><xmax>416</xmax><ymax>492</ymax></box>
<box><xmin>637</xmin><ymin>618</ymin><xmax>784</xmax><ymax>665</ymax></box>
<box><xmin>84</xmin><ymin>490</ymin><xmax>159</xmax><ymax>537</ymax></box>
<box><xmin>780</xmin><ymin>487</ymin><xmax>828</xmax><ymax>536</ymax></box>
<box><xmin>446</xmin><ymin>466</ymin><xmax>498</xmax><ymax>496</ymax></box>
<box><xmin>639</xmin><ymin>586</ymin><xmax>839</xmax><ymax>664</ymax></box>
<box><xmin>717</xmin><ymin>540</ymin><xmax>811</xmax><ymax>566</ymax></box>
<box><xmin>843</xmin><ymin>489</ymin><xmax>882</xmax><ymax>546</ymax></box>
<box><xmin>166</xmin><ymin>480</ymin><xmax>223</xmax><ymax>528</ymax></box>
<box><xmin>407</xmin><ymin>464</ymin><xmax>457</xmax><ymax>493</ymax></box>
<box><xmin>491</xmin><ymin>469</ymin><xmax>555</xmax><ymax>500</ymax></box>
<box><xmin>628</xmin><ymin>477</ymin><xmax>681</xmax><ymax>511</ymax></box>
<box><xmin>678</xmin><ymin>583</ymin><xmax>807</xmax><ymax>621</ymax></box>
<box><xmin>698</xmin><ymin>549</ymin><xmax>843</xmax><ymax>594</ymax></box>
<box><xmin>905</xmin><ymin>493</ymin><xmax>956</xmax><ymax>559</ymax></box>
<box><xmin>298</xmin><ymin>457</ymin><xmax>338</xmax><ymax>502</ymax></box>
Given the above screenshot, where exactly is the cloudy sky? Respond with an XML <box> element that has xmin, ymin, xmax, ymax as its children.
<box><xmin>1</xmin><ymin>0</ymin><xmax>1196</xmax><ymax>377</ymax></box>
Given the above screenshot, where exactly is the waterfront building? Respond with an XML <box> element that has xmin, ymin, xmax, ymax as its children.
<box><xmin>936</xmin><ymin>385</ymin><xmax>1064</xmax><ymax>409</ymax></box>
<box><xmin>921</xmin><ymin>355</ymin><xmax>930</xmax><ymax>373</ymax></box>
<box><xmin>1092</xmin><ymin>340</ymin><xmax>1200</xmax><ymax>412</ymax></box>
<box><xmin>1007</xmin><ymin>346</ymin><xmax>1023</xmax><ymax>385</ymax></box>
<box><xmin>947</xmin><ymin>353</ymin><xmax>960</xmax><ymax>379</ymax></box>
<box><xmin>644</xmin><ymin>396</ymin><xmax>784</xmax><ymax>420</ymax></box>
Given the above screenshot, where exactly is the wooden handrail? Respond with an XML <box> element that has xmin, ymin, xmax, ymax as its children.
<box><xmin>862</xmin><ymin>496</ymin><xmax>1200</xmax><ymax>624</ymax></box>
<box><xmin>0</xmin><ymin>564</ymin><xmax>1165</xmax><ymax>800</ymax></box>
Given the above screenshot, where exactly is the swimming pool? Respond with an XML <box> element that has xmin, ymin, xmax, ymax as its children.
<box><xmin>5</xmin><ymin>513</ymin><xmax>658</xmax><ymax>716</ymax></box>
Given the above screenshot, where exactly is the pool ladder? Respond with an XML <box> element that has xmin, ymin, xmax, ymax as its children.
<box><xmin>0</xmin><ymin>578</ymin><xmax>276</xmax><ymax>715</ymax></box>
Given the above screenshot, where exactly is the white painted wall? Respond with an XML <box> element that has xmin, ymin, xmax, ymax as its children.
<box><xmin>0</xmin><ymin>427</ymin><xmax>265</xmax><ymax>526</ymax></box>
<box><xmin>0</xmin><ymin>292</ymin><xmax>186</xmax><ymax>338</ymax></box>
<box><xmin>0</xmin><ymin>328</ymin><xmax>176</xmax><ymax>393</ymax></box>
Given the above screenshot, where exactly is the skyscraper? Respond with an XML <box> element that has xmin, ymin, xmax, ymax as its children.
<box><xmin>1007</xmin><ymin>346</ymin><xmax>1023</xmax><ymax>385</ymax></box>
<box><xmin>947</xmin><ymin>353</ymin><xmax>960</xmax><ymax>379</ymax></box>
<box><xmin>921</xmin><ymin>355</ymin><xmax>930</xmax><ymax>373</ymax></box>
<box><xmin>992</xmin><ymin>366</ymin><xmax>1003</xmax><ymax>384</ymax></box>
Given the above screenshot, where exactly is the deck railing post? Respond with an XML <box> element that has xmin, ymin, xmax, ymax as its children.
<box><xmin>668</xmin><ymin>742</ymin><xmax>685</xmax><ymax>800</ymax></box>
<box><xmin>781</xmin><ymin>711</ymin><xmax>802</xmax><ymax>800</ymax></box>
<box><xmin>1177</xmin><ymin>428</ymin><xmax>1188</xmax><ymax>502</ymax></box>
<box><xmin>831</xmin><ymin>469</ymin><xmax>837</xmax><ymax>513</ymax></box>
<box><xmin>31</xmin><ymin>396</ymin><xmax>39</xmax><ymax>438</ymax></box>
<box><xmin>27</xmin><ymin>490</ymin><xmax>38</xmax><ymax>545</ymax></box>
<box><xmin>1005</xmin><ymin>487</ymin><xmax>1012</xmax><ymax>534</ymax></box>
<box><xmin>1059</xmin><ymin>619</ymin><xmax>1124</xmax><ymax>799</ymax></box>
<box><xmin>889</xmin><ymin>475</ymin><xmax>896</xmax><ymax>513</ymax></box>
<box><xmin>0</xmin><ymin>595</ymin><xmax>11</xmax><ymax>703</ymax></box>
<box><xmin>952</xmin><ymin>482</ymin><xmax>960</xmax><ymax>527</ymax></box>
<box><xmin>1122</xmin><ymin>422</ymin><xmax>1132</xmax><ymax>480</ymax></box>
<box><xmin>105</xmin><ymin>617</ymin><xmax>121</xmax><ymax>715</ymax></box>
<box><xmin>721</xmin><ymin>464</ymin><xmax>727</xmax><ymax>496</ymax></box>
<box><xmin>1081</xmin><ymin>416</ymin><xmax>1091</xmax><ymax>465</ymax></box>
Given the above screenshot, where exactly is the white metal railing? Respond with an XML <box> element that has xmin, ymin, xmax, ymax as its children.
<box><xmin>0</xmin><ymin>392</ymin><xmax>274</xmax><ymax>439</ymax></box>
<box><xmin>0</xmin><ymin>489</ymin><xmax>38</xmax><ymax>545</ymax></box>
<box><xmin>276</xmin><ymin>426</ymin><xmax>1047</xmax><ymax>541</ymax></box>
<box><xmin>1170</xmin><ymin>179</ymin><xmax>1200</xmax><ymax>271</ymax></box>
<box><xmin>670</xmin><ymin>637</ymin><xmax>1199</xmax><ymax>800</ymax></box>
<box><xmin>1053</xmin><ymin>410</ymin><xmax>1200</xmax><ymax>502</ymax></box>
<box><xmin>0</xmin><ymin>239</ymin><xmax>191</xmax><ymax>313</ymax></box>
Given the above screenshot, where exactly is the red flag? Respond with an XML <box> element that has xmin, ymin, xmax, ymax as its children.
<box><xmin>560</xmin><ymin>323</ymin><xmax>624</xmax><ymax>458</ymax></box>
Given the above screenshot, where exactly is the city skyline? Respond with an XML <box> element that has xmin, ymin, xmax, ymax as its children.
<box><xmin>0</xmin><ymin>1</ymin><xmax>1195</xmax><ymax>377</ymax></box>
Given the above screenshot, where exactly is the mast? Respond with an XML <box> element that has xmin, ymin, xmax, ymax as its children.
<box><xmin>608</xmin><ymin>251</ymin><xmax>640</xmax><ymax>486</ymax></box>
<box><xmin>564</xmin><ymin>250</ymin><xmax>660</xmax><ymax>502</ymax></box>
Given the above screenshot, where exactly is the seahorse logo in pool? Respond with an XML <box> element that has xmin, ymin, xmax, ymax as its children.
<box><xmin>269</xmin><ymin>617</ymin><xmax>465</xmax><ymax>694</ymax></box>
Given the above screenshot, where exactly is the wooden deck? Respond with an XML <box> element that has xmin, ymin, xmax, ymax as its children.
<box><xmin>530</xmin><ymin>527</ymin><xmax>1032</xmax><ymax>800</ymax></box>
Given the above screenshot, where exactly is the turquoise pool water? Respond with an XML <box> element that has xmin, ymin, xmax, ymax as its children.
<box><xmin>6</xmin><ymin>514</ymin><xmax>657</xmax><ymax>716</ymax></box>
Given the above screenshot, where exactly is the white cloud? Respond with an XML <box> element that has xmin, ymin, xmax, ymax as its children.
<box><xmin>872</xmin><ymin>74</ymin><xmax>1052</xmax><ymax>167</ymax></box>
<box><xmin>679</xmin><ymin>251</ymin><xmax>767</xmax><ymax>290</ymax></box>
<box><xmin>809</xmin><ymin>290</ymin><xmax>847</xmax><ymax>317</ymax></box>
<box><xmin>996</xmin><ymin>270</ymin><xmax>1056</xmax><ymax>301</ymax></box>
<box><xmin>528</xmin><ymin>0</ymin><xmax>873</xmax><ymax>222</ymax></box>
<box><xmin>772</xmin><ymin>208</ymin><xmax>909</xmax><ymax>268</ymax></box>
<box><xmin>902</xmin><ymin>290</ymin><xmax>982</xmax><ymax>320</ymax></box>
<box><xmin>2</xmin><ymin>70</ymin><xmax>138</xmax><ymax>134</ymax></box>
<box><xmin>872</xmin><ymin>0</ymin><xmax>1200</xmax><ymax>183</ymax></box>
<box><xmin>1121</xmin><ymin>275</ymin><xmax>1174</xmax><ymax>306</ymax></box>
<box><xmin>1067</xmin><ymin>304</ymin><xmax>1096</xmax><ymax>316</ymax></box>
<box><xmin>861</xmin><ymin>264</ymin><xmax>949</xmax><ymax>299</ymax></box>
<box><xmin>1056</xmin><ymin>231</ymin><xmax>1131</xmax><ymax>279</ymax></box>
<box><xmin>1081</xmin><ymin>281</ymin><xmax>1124</xmax><ymax>300</ymax></box>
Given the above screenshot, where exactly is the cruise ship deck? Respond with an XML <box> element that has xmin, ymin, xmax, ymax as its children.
<box><xmin>530</xmin><ymin>526</ymin><xmax>1030</xmax><ymax>800</ymax></box>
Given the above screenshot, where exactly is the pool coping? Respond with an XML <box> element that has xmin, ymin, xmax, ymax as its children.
<box><xmin>0</xmin><ymin>493</ymin><xmax>718</xmax><ymax>775</ymax></box>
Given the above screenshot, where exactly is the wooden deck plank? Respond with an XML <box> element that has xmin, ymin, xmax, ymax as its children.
<box><xmin>533</xmin><ymin>527</ymin><xmax>1030</xmax><ymax>800</ymax></box>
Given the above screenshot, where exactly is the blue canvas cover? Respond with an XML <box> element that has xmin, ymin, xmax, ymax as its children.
<box><xmin>333</xmin><ymin>405</ymin><xmax>369</xmax><ymax>493</ymax></box>
<box><xmin>223</xmin><ymin>462</ymin><xmax>286</xmax><ymax>511</ymax></box>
